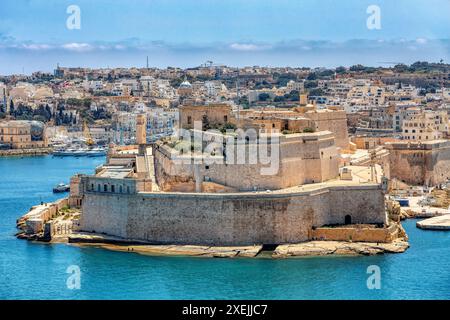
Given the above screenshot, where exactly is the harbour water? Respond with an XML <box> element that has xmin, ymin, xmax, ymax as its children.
<box><xmin>1</xmin><ymin>155</ymin><xmax>450</xmax><ymax>300</ymax></box>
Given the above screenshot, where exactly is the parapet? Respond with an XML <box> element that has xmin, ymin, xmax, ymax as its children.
<box><xmin>385</xmin><ymin>139</ymin><xmax>450</xmax><ymax>150</ymax></box>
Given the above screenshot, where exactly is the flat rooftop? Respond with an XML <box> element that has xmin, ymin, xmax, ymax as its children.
<box><xmin>97</xmin><ymin>167</ymin><xmax>132</xmax><ymax>179</ymax></box>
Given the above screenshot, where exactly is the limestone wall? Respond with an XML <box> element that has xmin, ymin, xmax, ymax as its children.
<box><xmin>179</xmin><ymin>104</ymin><xmax>232</xmax><ymax>129</ymax></box>
<box><xmin>386</xmin><ymin>140</ymin><xmax>450</xmax><ymax>186</ymax></box>
<box><xmin>311</xmin><ymin>224</ymin><xmax>397</xmax><ymax>243</ymax></box>
<box><xmin>305</xmin><ymin>110</ymin><xmax>349</xmax><ymax>149</ymax></box>
<box><xmin>80</xmin><ymin>184</ymin><xmax>386</xmax><ymax>246</ymax></box>
<box><xmin>153</xmin><ymin>131</ymin><xmax>340</xmax><ymax>191</ymax></box>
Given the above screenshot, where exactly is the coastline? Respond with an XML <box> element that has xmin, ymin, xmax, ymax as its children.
<box><xmin>66</xmin><ymin>232</ymin><xmax>409</xmax><ymax>258</ymax></box>
<box><xmin>0</xmin><ymin>148</ymin><xmax>52</xmax><ymax>157</ymax></box>
<box><xmin>16</xmin><ymin>197</ymin><xmax>410</xmax><ymax>259</ymax></box>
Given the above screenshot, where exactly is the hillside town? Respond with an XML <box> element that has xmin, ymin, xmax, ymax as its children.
<box><xmin>9</xmin><ymin>61</ymin><xmax>450</xmax><ymax>256</ymax></box>
<box><xmin>1</xmin><ymin>61</ymin><xmax>450</xmax><ymax>150</ymax></box>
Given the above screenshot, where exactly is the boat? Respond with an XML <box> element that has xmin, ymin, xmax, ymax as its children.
<box><xmin>53</xmin><ymin>146</ymin><xmax>103</xmax><ymax>157</ymax></box>
<box><xmin>86</xmin><ymin>147</ymin><xmax>107</xmax><ymax>157</ymax></box>
<box><xmin>53</xmin><ymin>183</ymin><xmax>70</xmax><ymax>193</ymax></box>
<box><xmin>53</xmin><ymin>148</ymin><xmax>81</xmax><ymax>157</ymax></box>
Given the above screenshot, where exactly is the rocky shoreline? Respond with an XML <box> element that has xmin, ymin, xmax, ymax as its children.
<box><xmin>16</xmin><ymin>198</ymin><xmax>410</xmax><ymax>258</ymax></box>
<box><xmin>64</xmin><ymin>231</ymin><xmax>409</xmax><ymax>258</ymax></box>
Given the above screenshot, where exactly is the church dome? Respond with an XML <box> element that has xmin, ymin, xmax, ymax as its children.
<box><xmin>179</xmin><ymin>80</ymin><xmax>192</xmax><ymax>89</ymax></box>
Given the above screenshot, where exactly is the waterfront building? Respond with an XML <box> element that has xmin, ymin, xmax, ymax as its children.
<box><xmin>0</xmin><ymin>120</ymin><xmax>47</xmax><ymax>149</ymax></box>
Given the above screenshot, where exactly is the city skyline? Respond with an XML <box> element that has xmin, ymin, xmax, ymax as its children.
<box><xmin>1</xmin><ymin>0</ymin><xmax>450</xmax><ymax>74</ymax></box>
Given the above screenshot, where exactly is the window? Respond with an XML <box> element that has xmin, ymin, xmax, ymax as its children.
<box><xmin>97</xmin><ymin>184</ymin><xmax>101</xmax><ymax>192</ymax></box>
<box><xmin>104</xmin><ymin>184</ymin><xmax>108</xmax><ymax>192</ymax></box>
<box><xmin>187</xmin><ymin>116</ymin><xmax>192</xmax><ymax>125</ymax></box>
<box><xmin>91</xmin><ymin>184</ymin><xmax>94</xmax><ymax>191</ymax></box>
<box><xmin>127</xmin><ymin>186</ymin><xmax>130</xmax><ymax>194</ymax></box>
<box><xmin>111</xmin><ymin>185</ymin><xmax>115</xmax><ymax>193</ymax></box>
<box><xmin>224</xmin><ymin>115</ymin><xmax>228</xmax><ymax>122</ymax></box>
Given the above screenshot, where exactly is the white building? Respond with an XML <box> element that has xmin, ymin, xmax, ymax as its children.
<box><xmin>401</xmin><ymin>109</ymin><xmax>449</xmax><ymax>141</ymax></box>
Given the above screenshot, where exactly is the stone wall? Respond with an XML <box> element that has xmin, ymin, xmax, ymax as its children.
<box><xmin>21</xmin><ymin>198</ymin><xmax>69</xmax><ymax>235</ymax></box>
<box><xmin>80</xmin><ymin>184</ymin><xmax>386</xmax><ymax>246</ymax></box>
<box><xmin>179</xmin><ymin>104</ymin><xmax>232</xmax><ymax>129</ymax></box>
<box><xmin>153</xmin><ymin>131</ymin><xmax>340</xmax><ymax>191</ymax></box>
<box><xmin>305</xmin><ymin>110</ymin><xmax>349</xmax><ymax>149</ymax></box>
<box><xmin>0</xmin><ymin>147</ymin><xmax>52</xmax><ymax>157</ymax></box>
<box><xmin>311</xmin><ymin>224</ymin><xmax>397</xmax><ymax>243</ymax></box>
<box><xmin>386</xmin><ymin>140</ymin><xmax>450</xmax><ymax>186</ymax></box>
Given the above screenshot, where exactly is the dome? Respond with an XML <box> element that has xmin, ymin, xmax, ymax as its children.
<box><xmin>29</xmin><ymin>121</ymin><xmax>45</xmax><ymax>141</ymax></box>
<box><xmin>179</xmin><ymin>80</ymin><xmax>192</xmax><ymax>89</ymax></box>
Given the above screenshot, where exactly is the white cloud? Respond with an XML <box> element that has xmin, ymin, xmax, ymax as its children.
<box><xmin>61</xmin><ymin>42</ymin><xmax>93</xmax><ymax>52</ymax></box>
<box><xmin>416</xmin><ymin>38</ymin><xmax>428</xmax><ymax>44</ymax></box>
<box><xmin>21</xmin><ymin>44</ymin><xmax>52</xmax><ymax>50</ymax></box>
<box><xmin>229</xmin><ymin>43</ymin><xmax>270</xmax><ymax>51</ymax></box>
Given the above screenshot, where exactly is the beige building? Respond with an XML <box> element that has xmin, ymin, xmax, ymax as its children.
<box><xmin>179</xmin><ymin>102</ymin><xmax>350</xmax><ymax>149</ymax></box>
<box><xmin>179</xmin><ymin>103</ymin><xmax>232</xmax><ymax>129</ymax></box>
<box><xmin>401</xmin><ymin>110</ymin><xmax>449</xmax><ymax>141</ymax></box>
<box><xmin>0</xmin><ymin>120</ymin><xmax>47</xmax><ymax>149</ymax></box>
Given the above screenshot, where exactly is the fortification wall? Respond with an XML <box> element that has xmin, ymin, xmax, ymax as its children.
<box><xmin>153</xmin><ymin>132</ymin><xmax>339</xmax><ymax>191</ymax></box>
<box><xmin>386</xmin><ymin>140</ymin><xmax>450</xmax><ymax>186</ymax></box>
<box><xmin>80</xmin><ymin>184</ymin><xmax>385</xmax><ymax>245</ymax></box>
<box><xmin>305</xmin><ymin>110</ymin><xmax>349</xmax><ymax>149</ymax></box>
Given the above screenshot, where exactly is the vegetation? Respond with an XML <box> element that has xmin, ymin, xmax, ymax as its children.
<box><xmin>308</xmin><ymin>88</ymin><xmax>325</xmax><ymax>96</ymax></box>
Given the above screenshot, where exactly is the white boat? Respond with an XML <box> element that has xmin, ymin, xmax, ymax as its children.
<box><xmin>53</xmin><ymin>146</ymin><xmax>106</xmax><ymax>157</ymax></box>
<box><xmin>86</xmin><ymin>147</ymin><xmax>107</xmax><ymax>157</ymax></box>
<box><xmin>53</xmin><ymin>183</ymin><xmax>70</xmax><ymax>193</ymax></box>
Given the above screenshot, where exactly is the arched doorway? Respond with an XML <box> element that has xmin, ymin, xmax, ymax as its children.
<box><xmin>345</xmin><ymin>215</ymin><xmax>352</xmax><ymax>225</ymax></box>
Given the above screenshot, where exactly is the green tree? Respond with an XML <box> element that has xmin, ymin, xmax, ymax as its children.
<box><xmin>258</xmin><ymin>93</ymin><xmax>271</xmax><ymax>101</ymax></box>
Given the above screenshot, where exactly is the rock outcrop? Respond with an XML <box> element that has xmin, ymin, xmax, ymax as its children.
<box><xmin>273</xmin><ymin>238</ymin><xmax>409</xmax><ymax>258</ymax></box>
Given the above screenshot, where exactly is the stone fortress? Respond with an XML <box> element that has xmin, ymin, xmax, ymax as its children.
<box><xmin>68</xmin><ymin>97</ymin><xmax>407</xmax><ymax>248</ymax></box>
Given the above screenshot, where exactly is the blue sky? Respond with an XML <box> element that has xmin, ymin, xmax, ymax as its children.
<box><xmin>0</xmin><ymin>0</ymin><xmax>449</xmax><ymax>74</ymax></box>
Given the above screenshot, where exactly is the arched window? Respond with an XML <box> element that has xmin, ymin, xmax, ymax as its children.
<box><xmin>119</xmin><ymin>185</ymin><xmax>123</xmax><ymax>193</ymax></box>
<box><xmin>104</xmin><ymin>184</ymin><xmax>108</xmax><ymax>192</ymax></box>
<box><xmin>111</xmin><ymin>185</ymin><xmax>115</xmax><ymax>193</ymax></box>
<box><xmin>97</xmin><ymin>184</ymin><xmax>101</xmax><ymax>192</ymax></box>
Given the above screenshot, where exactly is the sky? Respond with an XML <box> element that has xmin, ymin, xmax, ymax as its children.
<box><xmin>0</xmin><ymin>0</ymin><xmax>449</xmax><ymax>74</ymax></box>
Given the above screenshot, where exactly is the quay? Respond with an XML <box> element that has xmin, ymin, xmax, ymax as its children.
<box><xmin>417</xmin><ymin>214</ymin><xmax>450</xmax><ymax>230</ymax></box>
<box><xmin>0</xmin><ymin>147</ymin><xmax>52</xmax><ymax>157</ymax></box>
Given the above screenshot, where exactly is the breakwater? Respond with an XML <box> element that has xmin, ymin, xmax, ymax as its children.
<box><xmin>0</xmin><ymin>147</ymin><xmax>52</xmax><ymax>157</ymax></box>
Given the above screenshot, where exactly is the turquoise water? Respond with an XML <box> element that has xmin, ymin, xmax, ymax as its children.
<box><xmin>1</xmin><ymin>155</ymin><xmax>450</xmax><ymax>300</ymax></box>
